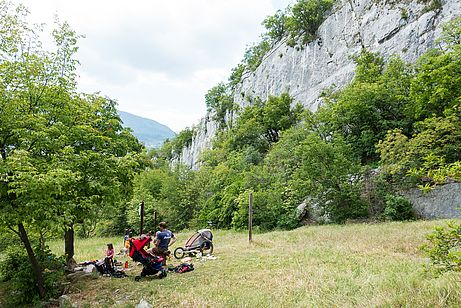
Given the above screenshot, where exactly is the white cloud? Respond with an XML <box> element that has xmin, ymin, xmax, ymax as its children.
<box><xmin>13</xmin><ymin>0</ymin><xmax>293</xmax><ymax>132</ymax></box>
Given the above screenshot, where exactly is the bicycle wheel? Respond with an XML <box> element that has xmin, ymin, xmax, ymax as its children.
<box><xmin>174</xmin><ymin>247</ymin><xmax>185</xmax><ymax>259</ymax></box>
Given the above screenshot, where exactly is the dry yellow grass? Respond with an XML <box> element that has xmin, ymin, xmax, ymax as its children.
<box><xmin>49</xmin><ymin>220</ymin><xmax>461</xmax><ymax>307</ymax></box>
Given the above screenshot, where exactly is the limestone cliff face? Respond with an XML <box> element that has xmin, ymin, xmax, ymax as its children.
<box><xmin>176</xmin><ymin>0</ymin><xmax>461</xmax><ymax>169</ymax></box>
<box><xmin>172</xmin><ymin>114</ymin><xmax>219</xmax><ymax>168</ymax></box>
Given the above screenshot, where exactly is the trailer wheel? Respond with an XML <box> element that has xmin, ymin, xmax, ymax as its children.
<box><xmin>200</xmin><ymin>241</ymin><xmax>213</xmax><ymax>255</ymax></box>
<box><xmin>174</xmin><ymin>247</ymin><xmax>185</xmax><ymax>259</ymax></box>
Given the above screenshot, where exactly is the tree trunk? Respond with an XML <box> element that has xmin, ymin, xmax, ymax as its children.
<box><xmin>64</xmin><ymin>223</ymin><xmax>76</xmax><ymax>270</ymax></box>
<box><xmin>18</xmin><ymin>223</ymin><xmax>46</xmax><ymax>299</ymax></box>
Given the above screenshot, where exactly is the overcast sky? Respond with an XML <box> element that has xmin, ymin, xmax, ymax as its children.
<box><xmin>15</xmin><ymin>0</ymin><xmax>293</xmax><ymax>132</ymax></box>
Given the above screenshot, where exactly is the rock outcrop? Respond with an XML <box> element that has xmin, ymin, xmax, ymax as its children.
<box><xmin>172</xmin><ymin>113</ymin><xmax>219</xmax><ymax>168</ymax></box>
<box><xmin>177</xmin><ymin>0</ymin><xmax>461</xmax><ymax>169</ymax></box>
<box><xmin>403</xmin><ymin>183</ymin><xmax>461</xmax><ymax>219</ymax></box>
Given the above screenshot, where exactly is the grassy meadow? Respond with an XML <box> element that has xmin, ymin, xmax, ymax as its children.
<box><xmin>44</xmin><ymin>220</ymin><xmax>461</xmax><ymax>307</ymax></box>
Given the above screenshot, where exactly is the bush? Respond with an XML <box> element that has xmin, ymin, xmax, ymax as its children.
<box><xmin>383</xmin><ymin>194</ymin><xmax>414</xmax><ymax>221</ymax></box>
<box><xmin>286</xmin><ymin>0</ymin><xmax>334</xmax><ymax>46</ymax></box>
<box><xmin>422</xmin><ymin>222</ymin><xmax>461</xmax><ymax>273</ymax></box>
<box><xmin>0</xmin><ymin>245</ymin><xmax>65</xmax><ymax>306</ymax></box>
<box><xmin>0</xmin><ymin>230</ymin><xmax>11</xmax><ymax>253</ymax></box>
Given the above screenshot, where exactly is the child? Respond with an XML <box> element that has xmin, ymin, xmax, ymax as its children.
<box><xmin>106</xmin><ymin>243</ymin><xmax>115</xmax><ymax>260</ymax></box>
<box><xmin>123</xmin><ymin>229</ymin><xmax>132</xmax><ymax>255</ymax></box>
<box><xmin>103</xmin><ymin>243</ymin><xmax>115</xmax><ymax>273</ymax></box>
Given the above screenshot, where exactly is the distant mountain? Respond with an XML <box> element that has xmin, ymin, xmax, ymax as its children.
<box><xmin>118</xmin><ymin>111</ymin><xmax>176</xmax><ymax>148</ymax></box>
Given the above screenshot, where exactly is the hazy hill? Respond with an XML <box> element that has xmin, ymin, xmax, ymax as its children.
<box><xmin>118</xmin><ymin>111</ymin><xmax>176</xmax><ymax>148</ymax></box>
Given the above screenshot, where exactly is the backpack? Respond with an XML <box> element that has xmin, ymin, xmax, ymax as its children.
<box><xmin>173</xmin><ymin>263</ymin><xmax>194</xmax><ymax>273</ymax></box>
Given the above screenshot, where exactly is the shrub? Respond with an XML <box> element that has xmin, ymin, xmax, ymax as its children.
<box><xmin>382</xmin><ymin>194</ymin><xmax>414</xmax><ymax>221</ymax></box>
<box><xmin>422</xmin><ymin>222</ymin><xmax>461</xmax><ymax>273</ymax></box>
<box><xmin>0</xmin><ymin>245</ymin><xmax>65</xmax><ymax>306</ymax></box>
<box><xmin>286</xmin><ymin>0</ymin><xmax>334</xmax><ymax>47</ymax></box>
<box><xmin>243</xmin><ymin>39</ymin><xmax>271</xmax><ymax>72</ymax></box>
<box><xmin>0</xmin><ymin>230</ymin><xmax>11</xmax><ymax>253</ymax></box>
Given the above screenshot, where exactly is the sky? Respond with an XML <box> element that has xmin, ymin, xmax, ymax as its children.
<box><xmin>15</xmin><ymin>0</ymin><xmax>293</xmax><ymax>132</ymax></box>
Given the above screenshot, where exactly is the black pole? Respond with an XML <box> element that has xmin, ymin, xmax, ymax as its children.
<box><xmin>140</xmin><ymin>201</ymin><xmax>145</xmax><ymax>235</ymax></box>
<box><xmin>249</xmin><ymin>192</ymin><xmax>253</xmax><ymax>242</ymax></box>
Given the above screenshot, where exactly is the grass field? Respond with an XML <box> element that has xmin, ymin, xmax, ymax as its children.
<box><xmin>43</xmin><ymin>220</ymin><xmax>461</xmax><ymax>307</ymax></box>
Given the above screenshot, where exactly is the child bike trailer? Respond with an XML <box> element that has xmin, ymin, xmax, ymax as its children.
<box><xmin>174</xmin><ymin>229</ymin><xmax>213</xmax><ymax>259</ymax></box>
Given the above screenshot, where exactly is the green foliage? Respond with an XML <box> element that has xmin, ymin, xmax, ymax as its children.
<box><xmin>320</xmin><ymin>51</ymin><xmax>413</xmax><ymax>162</ymax></box>
<box><xmin>228</xmin><ymin>63</ymin><xmax>245</xmax><ymax>90</ymax></box>
<box><xmin>422</xmin><ymin>0</ymin><xmax>443</xmax><ymax>14</ymax></box>
<box><xmin>0</xmin><ymin>1</ymin><xmax>145</xmax><ymax>300</ymax></box>
<box><xmin>352</xmin><ymin>50</ymin><xmax>385</xmax><ymax>83</ymax></box>
<box><xmin>383</xmin><ymin>194</ymin><xmax>414</xmax><ymax>221</ymax></box>
<box><xmin>227</xmin><ymin>0</ymin><xmax>335</xmax><ymax>81</ymax></box>
<box><xmin>409</xmin><ymin>48</ymin><xmax>461</xmax><ymax>121</ymax></box>
<box><xmin>0</xmin><ymin>245</ymin><xmax>65</xmax><ymax>306</ymax></box>
<box><xmin>378</xmin><ymin>106</ymin><xmax>461</xmax><ymax>186</ymax></box>
<box><xmin>205</xmin><ymin>83</ymin><xmax>235</xmax><ymax>128</ymax></box>
<box><xmin>262</xmin><ymin>9</ymin><xmax>288</xmax><ymax>43</ymax></box>
<box><xmin>437</xmin><ymin>17</ymin><xmax>461</xmax><ymax>48</ymax></box>
<box><xmin>243</xmin><ymin>39</ymin><xmax>272</xmax><ymax>72</ymax></box>
<box><xmin>286</xmin><ymin>0</ymin><xmax>334</xmax><ymax>47</ymax></box>
<box><xmin>131</xmin><ymin>17</ymin><xmax>461</xmax><ymax>232</ymax></box>
<box><xmin>289</xmin><ymin>133</ymin><xmax>367</xmax><ymax>223</ymax></box>
<box><xmin>128</xmin><ymin>163</ymin><xmax>207</xmax><ymax>232</ymax></box>
<box><xmin>174</xmin><ymin>127</ymin><xmax>194</xmax><ymax>153</ymax></box>
<box><xmin>376</xmin><ymin>18</ymin><xmax>461</xmax><ymax>190</ymax></box>
<box><xmin>262</xmin><ymin>0</ymin><xmax>334</xmax><ymax>48</ymax></box>
<box><xmin>423</xmin><ymin>222</ymin><xmax>461</xmax><ymax>273</ymax></box>
<box><xmin>400</xmin><ymin>8</ymin><xmax>409</xmax><ymax>20</ymax></box>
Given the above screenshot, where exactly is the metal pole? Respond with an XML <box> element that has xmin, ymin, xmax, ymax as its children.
<box><xmin>249</xmin><ymin>192</ymin><xmax>253</xmax><ymax>242</ymax></box>
<box><xmin>140</xmin><ymin>201</ymin><xmax>145</xmax><ymax>235</ymax></box>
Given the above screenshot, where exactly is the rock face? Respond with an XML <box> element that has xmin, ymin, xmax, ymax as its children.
<box><xmin>177</xmin><ymin>0</ymin><xmax>461</xmax><ymax>169</ymax></box>
<box><xmin>403</xmin><ymin>183</ymin><xmax>461</xmax><ymax>219</ymax></box>
<box><xmin>172</xmin><ymin>114</ymin><xmax>219</xmax><ymax>168</ymax></box>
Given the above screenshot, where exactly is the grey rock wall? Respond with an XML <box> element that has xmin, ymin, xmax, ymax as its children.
<box><xmin>171</xmin><ymin>113</ymin><xmax>218</xmax><ymax>169</ymax></box>
<box><xmin>403</xmin><ymin>183</ymin><xmax>461</xmax><ymax>219</ymax></box>
<box><xmin>177</xmin><ymin>0</ymin><xmax>461</xmax><ymax>169</ymax></box>
<box><xmin>234</xmin><ymin>0</ymin><xmax>461</xmax><ymax>110</ymax></box>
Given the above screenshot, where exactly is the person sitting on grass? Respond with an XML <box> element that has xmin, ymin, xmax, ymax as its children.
<box><xmin>104</xmin><ymin>243</ymin><xmax>115</xmax><ymax>270</ymax></box>
<box><xmin>106</xmin><ymin>243</ymin><xmax>115</xmax><ymax>260</ymax></box>
<box><xmin>148</xmin><ymin>222</ymin><xmax>176</xmax><ymax>265</ymax></box>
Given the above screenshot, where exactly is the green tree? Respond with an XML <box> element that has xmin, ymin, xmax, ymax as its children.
<box><xmin>409</xmin><ymin>48</ymin><xmax>461</xmax><ymax>120</ymax></box>
<box><xmin>290</xmin><ymin>133</ymin><xmax>366</xmax><ymax>223</ymax></box>
<box><xmin>286</xmin><ymin>0</ymin><xmax>334</xmax><ymax>46</ymax></box>
<box><xmin>262</xmin><ymin>9</ymin><xmax>288</xmax><ymax>42</ymax></box>
<box><xmin>319</xmin><ymin>51</ymin><xmax>413</xmax><ymax>162</ymax></box>
<box><xmin>205</xmin><ymin>83</ymin><xmax>234</xmax><ymax>128</ymax></box>
<box><xmin>0</xmin><ymin>3</ymin><xmax>143</xmax><ymax>300</ymax></box>
<box><xmin>378</xmin><ymin>106</ymin><xmax>461</xmax><ymax>189</ymax></box>
<box><xmin>243</xmin><ymin>39</ymin><xmax>271</xmax><ymax>72</ymax></box>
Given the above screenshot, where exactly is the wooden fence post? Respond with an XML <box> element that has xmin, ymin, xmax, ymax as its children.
<box><xmin>139</xmin><ymin>201</ymin><xmax>145</xmax><ymax>235</ymax></box>
<box><xmin>249</xmin><ymin>192</ymin><xmax>253</xmax><ymax>242</ymax></box>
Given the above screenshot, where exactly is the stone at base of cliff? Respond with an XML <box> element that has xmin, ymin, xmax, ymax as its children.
<box><xmin>136</xmin><ymin>298</ymin><xmax>153</xmax><ymax>308</ymax></box>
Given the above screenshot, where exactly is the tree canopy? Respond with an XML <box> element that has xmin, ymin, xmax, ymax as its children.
<box><xmin>0</xmin><ymin>1</ymin><xmax>145</xmax><ymax>302</ymax></box>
